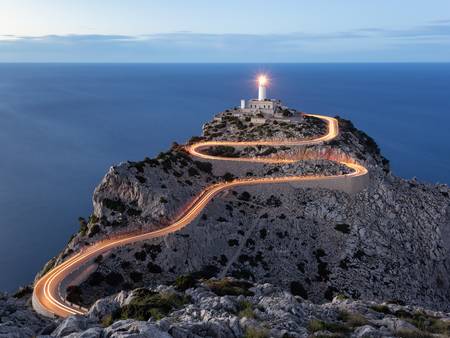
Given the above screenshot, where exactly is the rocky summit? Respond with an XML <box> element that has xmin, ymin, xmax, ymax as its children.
<box><xmin>2</xmin><ymin>109</ymin><xmax>450</xmax><ymax>338</ymax></box>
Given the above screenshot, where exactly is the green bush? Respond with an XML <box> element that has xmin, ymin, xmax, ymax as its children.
<box><xmin>307</xmin><ymin>319</ymin><xmax>350</xmax><ymax>334</ymax></box>
<box><xmin>88</xmin><ymin>214</ymin><xmax>99</xmax><ymax>224</ymax></box>
<box><xmin>13</xmin><ymin>286</ymin><xmax>33</xmax><ymax>299</ymax></box>
<box><xmin>78</xmin><ymin>217</ymin><xmax>88</xmax><ymax>236</ymax></box>
<box><xmin>334</xmin><ymin>223</ymin><xmax>351</xmax><ymax>234</ymax></box>
<box><xmin>194</xmin><ymin>161</ymin><xmax>212</xmax><ymax>173</ymax></box>
<box><xmin>290</xmin><ymin>281</ymin><xmax>308</xmax><ymax>299</ymax></box>
<box><xmin>66</xmin><ymin>285</ymin><xmax>83</xmax><ymax>304</ymax></box>
<box><xmin>396</xmin><ymin>330</ymin><xmax>434</xmax><ymax>338</ymax></box>
<box><xmin>101</xmin><ymin>314</ymin><xmax>114</xmax><ymax>327</ymax></box>
<box><xmin>238</xmin><ymin>300</ymin><xmax>255</xmax><ymax>319</ymax></box>
<box><xmin>222</xmin><ymin>172</ymin><xmax>235</xmax><ymax>182</ymax></box>
<box><xmin>103</xmin><ymin>198</ymin><xmax>126</xmax><ymax>213</ymax></box>
<box><xmin>396</xmin><ymin>310</ymin><xmax>450</xmax><ymax>335</ymax></box>
<box><xmin>147</xmin><ymin>262</ymin><xmax>162</xmax><ymax>273</ymax></box>
<box><xmin>208</xmin><ymin>146</ymin><xmax>237</xmax><ymax>157</ymax></box>
<box><xmin>188</xmin><ymin>167</ymin><xmax>199</xmax><ymax>176</ymax></box>
<box><xmin>174</xmin><ymin>274</ymin><xmax>197</xmax><ymax>291</ymax></box>
<box><xmin>111</xmin><ymin>289</ymin><xmax>189</xmax><ymax>322</ymax></box>
<box><xmin>129</xmin><ymin>271</ymin><xmax>143</xmax><ymax>283</ymax></box>
<box><xmin>238</xmin><ymin>191</ymin><xmax>251</xmax><ymax>201</ymax></box>
<box><xmin>370</xmin><ymin>304</ymin><xmax>392</xmax><ymax>314</ymax></box>
<box><xmin>94</xmin><ymin>255</ymin><xmax>103</xmax><ymax>264</ymax></box>
<box><xmin>205</xmin><ymin>278</ymin><xmax>254</xmax><ymax>296</ymax></box>
<box><xmin>88</xmin><ymin>224</ymin><xmax>100</xmax><ymax>238</ymax></box>
<box><xmin>338</xmin><ymin>310</ymin><xmax>367</xmax><ymax>327</ymax></box>
<box><xmin>105</xmin><ymin>272</ymin><xmax>124</xmax><ymax>286</ymax></box>
<box><xmin>243</xmin><ymin>327</ymin><xmax>269</xmax><ymax>338</ymax></box>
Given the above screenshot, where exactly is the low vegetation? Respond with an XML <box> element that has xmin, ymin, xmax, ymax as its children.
<box><xmin>205</xmin><ymin>278</ymin><xmax>254</xmax><ymax>296</ymax></box>
<box><xmin>243</xmin><ymin>327</ymin><xmax>269</xmax><ymax>338</ymax></box>
<box><xmin>238</xmin><ymin>300</ymin><xmax>255</xmax><ymax>319</ymax></box>
<box><xmin>103</xmin><ymin>289</ymin><xmax>190</xmax><ymax>325</ymax></box>
<box><xmin>307</xmin><ymin>319</ymin><xmax>351</xmax><ymax>335</ymax></box>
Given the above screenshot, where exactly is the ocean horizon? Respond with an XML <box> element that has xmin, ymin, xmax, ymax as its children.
<box><xmin>1</xmin><ymin>63</ymin><xmax>449</xmax><ymax>291</ymax></box>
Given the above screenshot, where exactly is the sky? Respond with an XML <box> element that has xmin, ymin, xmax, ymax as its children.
<box><xmin>1</xmin><ymin>0</ymin><xmax>450</xmax><ymax>62</ymax></box>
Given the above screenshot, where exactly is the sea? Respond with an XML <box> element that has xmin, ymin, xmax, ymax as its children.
<box><xmin>0</xmin><ymin>63</ymin><xmax>449</xmax><ymax>292</ymax></box>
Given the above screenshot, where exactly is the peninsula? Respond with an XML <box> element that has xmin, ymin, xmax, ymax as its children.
<box><xmin>3</xmin><ymin>76</ymin><xmax>450</xmax><ymax>338</ymax></box>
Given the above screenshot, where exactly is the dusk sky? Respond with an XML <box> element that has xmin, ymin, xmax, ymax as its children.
<box><xmin>1</xmin><ymin>0</ymin><xmax>450</xmax><ymax>62</ymax></box>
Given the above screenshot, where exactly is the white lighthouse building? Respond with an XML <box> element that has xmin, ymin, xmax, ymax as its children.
<box><xmin>258</xmin><ymin>75</ymin><xmax>267</xmax><ymax>100</ymax></box>
<box><xmin>239</xmin><ymin>75</ymin><xmax>283</xmax><ymax>115</ymax></box>
<box><xmin>214</xmin><ymin>75</ymin><xmax>298</xmax><ymax>124</ymax></box>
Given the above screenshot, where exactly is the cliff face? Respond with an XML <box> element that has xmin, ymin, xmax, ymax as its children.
<box><xmin>49</xmin><ymin>113</ymin><xmax>450</xmax><ymax>314</ymax></box>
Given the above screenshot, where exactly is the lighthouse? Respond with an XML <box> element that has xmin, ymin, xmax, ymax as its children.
<box><xmin>258</xmin><ymin>75</ymin><xmax>267</xmax><ymax>101</ymax></box>
<box><xmin>237</xmin><ymin>74</ymin><xmax>283</xmax><ymax>118</ymax></box>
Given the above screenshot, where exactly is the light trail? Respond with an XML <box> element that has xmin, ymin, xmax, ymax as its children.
<box><xmin>32</xmin><ymin>114</ymin><xmax>367</xmax><ymax>318</ymax></box>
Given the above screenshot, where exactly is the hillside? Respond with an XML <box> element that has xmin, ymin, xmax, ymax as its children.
<box><xmin>13</xmin><ymin>108</ymin><xmax>449</xmax><ymax>337</ymax></box>
<box><xmin>38</xmin><ymin>111</ymin><xmax>450</xmax><ymax>311</ymax></box>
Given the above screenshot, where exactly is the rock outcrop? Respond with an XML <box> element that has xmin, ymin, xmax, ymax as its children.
<box><xmin>36</xmin><ymin>280</ymin><xmax>450</xmax><ymax>337</ymax></box>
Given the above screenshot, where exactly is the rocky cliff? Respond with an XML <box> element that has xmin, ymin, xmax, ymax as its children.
<box><xmin>4</xmin><ymin>110</ymin><xmax>450</xmax><ymax>337</ymax></box>
<box><xmin>57</xmin><ymin>114</ymin><xmax>449</xmax><ymax>312</ymax></box>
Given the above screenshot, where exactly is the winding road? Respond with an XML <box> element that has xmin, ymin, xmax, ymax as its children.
<box><xmin>32</xmin><ymin>114</ymin><xmax>368</xmax><ymax>318</ymax></box>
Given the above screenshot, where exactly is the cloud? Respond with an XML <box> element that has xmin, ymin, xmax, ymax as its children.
<box><xmin>1</xmin><ymin>20</ymin><xmax>450</xmax><ymax>62</ymax></box>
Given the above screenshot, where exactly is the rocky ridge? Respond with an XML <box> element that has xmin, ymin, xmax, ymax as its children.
<box><xmin>5</xmin><ymin>279</ymin><xmax>450</xmax><ymax>337</ymax></box>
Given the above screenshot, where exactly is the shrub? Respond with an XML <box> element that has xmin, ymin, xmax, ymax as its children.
<box><xmin>88</xmin><ymin>271</ymin><xmax>105</xmax><ymax>286</ymax></box>
<box><xmin>307</xmin><ymin>319</ymin><xmax>350</xmax><ymax>334</ymax></box>
<box><xmin>103</xmin><ymin>198</ymin><xmax>126</xmax><ymax>213</ymax></box>
<box><xmin>238</xmin><ymin>300</ymin><xmax>255</xmax><ymax>319</ymax></box>
<box><xmin>111</xmin><ymin>289</ymin><xmax>189</xmax><ymax>322</ymax></box>
<box><xmin>228</xmin><ymin>239</ymin><xmax>239</xmax><ymax>247</ymax></box>
<box><xmin>243</xmin><ymin>327</ymin><xmax>269</xmax><ymax>338</ymax></box>
<box><xmin>188</xmin><ymin>167</ymin><xmax>199</xmax><ymax>177</ymax></box>
<box><xmin>208</xmin><ymin>146</ymin><xmax>237</xmax><ymax>157</ymax></box>
<box><xmin>266</xmin><ymin>195</ymin><xmax>281</xmax><ymax>207</ymax></box>
<box><xmin>13</xmin><ymin>286</ymin><xmax>32</xmax><ymax>299</ymax></box>
<box><xmin>88</xmin><ymin>214</ymin><xmax>99</xmax><ymax>224</ymax></box>
<box><xmin>396</xmin><ymin>330</ymin><xmax>434</xmax><ymax>338</ymax></box>
<box><xmin>66</xmin><ymin>285</ymin><xmax>83</xmax><ymax>304</ymax></box>
<box><xmin>147</xmin><ymin>262</ymin><xmax>163</xmax><ymax>273</ymax></box>
<box><xmin>129</xmin><ymin>271</ymin><xmax>143</xmax><ymax>283</ymax></box>
<box><xmin>259</xmin><ymin>228</ymin><xmax>267</xmax><ymax>239</ymax></box>
<box><xmin>238</xmin><ymin>191</ymin><xmax>251</xmax><ymax>201</ymax></box>
<box><xmin>174</xmin><ymin>274</ymin><xmax>197</xmax><ymax>291</ymax></box>
<box><xmin>188</xmin><ymin>136</ymin><xmax>205</xmax><ymax>144</ymax></box>
<box><xmin>88</xmin><ymin>224</ymin><xmax>100</xmax><ymax>238</ymax></box>
<box><xmin>370</xmin><ymin>304</ymin><xmax>392</xmax><ymax>314</ymax></box>
<box><xmin>334</xmin><ymin>223</ymin><xmax>351</xmax><ymax>234</ymax></box>
<box><xmin>205</xmin><ymin>278</ymin><xmax>254</xmax><ymax>296</ymax></box>
<box><xmin>194</xmin><ymin>161</ymin><xmax>212</xmax><ymax>174</ymax></box>
<box><xmin>121</xmin><ymin>261</ymin><xmax>131</xmax><ymax>269</ymax></box>
<box><xmin>135</xmin><ymin>175</ymin><xmax>146</xmax><ymax>184</ymax></box>
<box><xmin>338</xmin><ymin>310</ymin><xmax>368</xmax><ymax>327</ymax></box>
<box><xmin>101</xmin><ymin>314</ymin><xmax>113</xmax><ymax>327</ymax></box>
<box><xmin>333</xmin><ymin>294</ymin><xmax>349</xmax><ymax>301</ymax></box>
<box><xmin>78</xmin><ymin>217</ymin><xmax>88</xmax><ymax>236</ymax></box>
<box><xmin>105</xmin><ymin>272</ymin><xmax>124</xmax><ymax>286</ymax></box>
<box><xmin>159</xmin><ymin>197</ymin><xmax>168</xmax><ymax>204</ymax></box>
<box><xmin>134</xmin><ymin>251</ymin><xmax>147</xmax><ymax>261</ymax></box>
<box><xmin>290</xmin><ymin>281</ymin><xmax>308</xmax><ymax>299</ymax></box>
<box><xmin>94</xmin><ymin>255</ymin><xmax>103</xmax><ymax>264</ymax></box>
<box><xmin>222</xmin><ymin>172</ymin><xmax>235</xmax><ymax>182</ymax></box>
<box><xmin>396</xmin><ymin>310</ymin><xmax>450</xmax><ymax>335</ymax></box>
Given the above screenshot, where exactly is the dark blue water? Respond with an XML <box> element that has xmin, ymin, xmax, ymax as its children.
<box><xmin>0</xmin><ymin>63</ymin><xmax>449</xmax><ymax>291</ymax></box>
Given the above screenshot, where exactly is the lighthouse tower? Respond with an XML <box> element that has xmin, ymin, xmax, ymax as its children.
<box><xmin>238</xmin><ymin>75</ymin><xmax>283</xmax><ymax>117</ymax></box>
<box><xmin>258</xmin><ymin>75</ymin><xmax>267</xmax><ymax>101</ymax></box>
